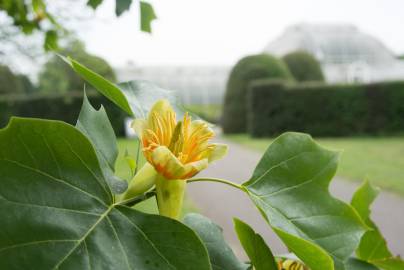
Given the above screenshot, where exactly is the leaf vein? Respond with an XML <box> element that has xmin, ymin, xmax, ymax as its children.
<box><xmin>0</xmin><ymin>195</ymin><xmax>101</xmax><ymax>216</ymax></box>
<box><xmin>248</xmin><ymin>150</ymin><xmax>315</xmax><ymax>187</ymax></box>
<box><xmin>115</xmin><ymin>207</ymin><xmax>176</xmax><ymax>270</ymax></box>
<box><xmin>0</xmin><ymin>158</ymin><xmax>108</xmax><ymax>208</ymax></box>
<box><xmin>52</xmin><ymin>205</ymin><xmax>114</xmax><ymax>269</ymax></box>
<box><xmin>60</xmin><ymin>137</ymin><xmax>112</xmax><ymax>203</ymax></box>
<box><xmin>0</xmin><ymin>239</ymin><xmax>77</xmax><ymax>253</ymax></box>
<box><xmin>106</xmin><ymin>216</ymin><xmax>132</xmax><ymax>270</ymax></box>
<box><xmin>40</xmin><ymin>133</ymin><xmax>62</xmax><ymax>178</ymax></box>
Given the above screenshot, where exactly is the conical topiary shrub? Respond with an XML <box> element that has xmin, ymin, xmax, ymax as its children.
<box><xmin>222</xmin><ymin>54</ymin><xmax>293</xmax><ymax>134</ymax></box>
<box><xmin>282</xmin><ymin>50</ymin><xmax>325</xmax><ymax>82</ymax></box>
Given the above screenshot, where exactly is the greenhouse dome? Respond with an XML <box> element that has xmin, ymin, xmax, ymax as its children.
<box><xmin>265</xmin><ymin>23</ymin><xmax>404</xmax><ymax>83</ymax></box>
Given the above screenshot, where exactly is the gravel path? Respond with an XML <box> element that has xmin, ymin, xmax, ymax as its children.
<box><xmin>187</xmin><ymin>138</ymin><xmax>404</xmax><ymax>258</ymax></box>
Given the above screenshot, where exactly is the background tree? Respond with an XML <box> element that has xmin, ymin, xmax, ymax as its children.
<box><xmin>16</xmin><ymin>74</ymin><xmax>36</xmax><ymax>94</ymax></box>
<box><xmin>0</xmin><ymin>65</ymin><xmax>24</xmax><ymax>94</ymax></box>
<box><xmin>38</xmin><ymin>40</ymin><xmax>116</xmax><ymax>93</ymax></box>
<box><xmin>0</xmin><ymin>0</ymin><xmax>156</xmax><ymax>76</ymax></box>
<box><xmin>0</xmin><ymin>0</ymin><xmax>156</xmax><ymax>51</ymax></box>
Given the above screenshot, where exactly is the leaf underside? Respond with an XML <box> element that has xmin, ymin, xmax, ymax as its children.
<box><xmin>243</xmin><ymin>132</ymin><xmax>367</xmax><ymax>270</ymax></box>
<box><xmin>0</xmin><ymin>118</ymin><xmax>211</xmax><ymax>270</ymax></box>
<box><xmin>118</xmin><ymin>80</ymin><xmax>188</xmax><ymax>120</ymax></box>
<box><xmin>184</xmin><ymin>213</ymin><xmax>248</xmax><ymax>270</ymax></box>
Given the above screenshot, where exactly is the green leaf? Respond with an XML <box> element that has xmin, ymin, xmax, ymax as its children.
<box><xmin>76</xmin><ymin>92</ymin><xmax>127</xmax><ymax>194</ymax></box>
<box><xmin>184</xmin><ymin>213</ymin><xmax>249</xmax><ymax>270</ymax></box>
<box><xmin>64</xmin><ymin>56</ymin><xmax>133</xmax><ymax>115</ymax></box>
<box><xmin>32</xmin><ymin>0</ymin><xmax>45</xmax><ymax>13</ymax></box>
<box><xmin>115</xmin><ymin>0</ymin><xmax>132</xmax><ymax>16</ymax></box>
<box><xmin>345</xmin><ymin>258</ymin><xmax>380</xmax><ymax>270</ymax></box>
<box><xmin>64</xmin><ymin>56</ymin><xmax>193</xmax><ymax>121</ymax></box>
<box><xmin>374</xmin><ymin>260</ymin><xmax>404</xmax><ymax>270</ymax></box>
<box><xmin>351</xmin><ymin>181</ymin><xmax>404</xmax><ymax>270</ymax></box>
<box><xmin>243</xmin><ymin>132</ymin><xmax>368</xmax><ymax>270</ymax></box>
<box><xmin>140</xmin><ymin>1</ymin><xmax>157</xmax><ymax>33</ymax></box>
<box><xmin>87</xmin><ymin>0</ymin><xmax>103</xmax><ymax>9</ymax></box>
<box><xmin>44</xmin><ymin>30</ymin><xmax>58</xmax><ymax>51</ymax></box>
<box><xmin>0</xmin><ymin>118</ymin><xmax>211</xmax><ymax>270</ymax></box>
<box><xmin>234</xmin><ymin>218</ymin><xmax>278</xmax><ymax>270</ymax></box>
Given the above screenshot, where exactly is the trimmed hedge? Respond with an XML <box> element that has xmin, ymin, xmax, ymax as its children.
<box><xmin>248</xmin><ymin>80</ymin><xmax>404</xmax><ymax>137</ymax></box>
<box><xmin>282</xmin><ymin>51</ymin><xmax>325</xmax><ymax>82</ymax></box>
<box><xmin>222</xmin><ymin>54</ymin><xmax>293</xmax><ymax>134</ymax></box>
<box><xmin>0</xmin><ymin>92</ymin><xmax>127</xmax><ymax>136</ymax></box>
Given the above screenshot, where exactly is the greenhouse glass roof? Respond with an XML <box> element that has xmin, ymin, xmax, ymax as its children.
<box><xmin>265</xmin><ymin>24</ymin><xmax>395</xmax><ymax>65</ymax></box>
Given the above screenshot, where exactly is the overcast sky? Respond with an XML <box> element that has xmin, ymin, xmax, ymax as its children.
<box><xmin>79</xmin><ymin>0</ymin><xmax>404</xmax><ymax>67</ymax></box>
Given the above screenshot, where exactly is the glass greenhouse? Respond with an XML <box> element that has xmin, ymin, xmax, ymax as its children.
<box><xmin>265</xmin><ymin>23</ymin><xmax>404</xmax><ymax>83</ymax></box>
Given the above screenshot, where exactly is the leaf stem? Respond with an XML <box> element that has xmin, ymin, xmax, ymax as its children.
<box><xmin>117</xmin><ymin>189</ymin><xmax>156</xmax><ymax>207</ymax></box>
<box><xmin>187</xmin><ymin>177</ymin><xmax>245</xmax><ymax>191</ymax></box>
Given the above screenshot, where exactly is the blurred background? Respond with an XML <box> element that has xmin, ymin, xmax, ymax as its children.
<box><xmin>1</xmin><ymin>0</ymin><xmax>404</xmax><ymax>259</ymax></box>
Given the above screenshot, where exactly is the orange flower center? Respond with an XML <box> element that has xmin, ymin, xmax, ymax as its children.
<box><xmin>141</xmin><ymin>111</ymin><xmax>214</xmax><ymax>165</ymax></box>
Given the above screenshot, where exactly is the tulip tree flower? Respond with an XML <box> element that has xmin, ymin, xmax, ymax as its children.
<box><xmin>123</xmin><ymin>99</ymin><xmax>227</xmax><ymax>219</ymax></box>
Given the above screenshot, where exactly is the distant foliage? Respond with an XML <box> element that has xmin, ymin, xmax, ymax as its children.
<box><xmin>16</xmin><ymin>74</ymin><xmax>36</xmax><ymax>94</ymax></box>
<box><xmin>282</xmin><ymin>50</ymin><xmax>325</xmax><ymax>82</ymax></box>
<box><xmin>248</xmin><ymin>79</ymin><xmax>404</xmax><ymax>137</ymax></box>
<box><xmin>222</xmin><ymin>54</ymin><xmax>293</xmax><ymax>134</ymax></box>
<box><xmin>38</xmin><ymin>40</ymin><xmax>116</xmax><ymax>93</ymax></box>
<box><xmin>0</xmin><ymin>92</ymin><xmax>126</xmax><ymax>136</ymax></box>
<box><xmin>0</xmin><ymin>65</ymin><xmax>35</xmax><ymax>94</ymax></box>
<box><xmin>0</xmin><ymin>65</ymin><xmax>23</xmax><ymax>94</ymax></box>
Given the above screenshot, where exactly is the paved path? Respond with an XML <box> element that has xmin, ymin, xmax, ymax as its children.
<box><xmin>187</xmin><ymin>138</ymin><xmax>404</xmax><ymax>258</ymax></box>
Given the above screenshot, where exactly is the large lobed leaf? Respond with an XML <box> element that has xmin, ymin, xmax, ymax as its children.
<box><xmin>351</xmin><ymin>181</ymin><xmax>404</xmax><ymax>270</ymax></box>
<box><xmin>0</xmin><ymin>118</ymin><xmax>211</xmax><ymax>270</ymax></box>
<box><xmin>243</xmin><ymin>132</ymin><xmax>368</xmax><ymax>270</ymax></box>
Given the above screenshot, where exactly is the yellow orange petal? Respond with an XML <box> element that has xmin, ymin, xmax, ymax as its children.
<box><xmin>151</xmin><ymin>146</ymin><xmax>187</xmax><ymax>179</ymax></box>
<box><xmin>206</xmin><ymin>143</ymin><xmax>228</xmax><ymax>162</ymax></box>
<box><xmin>190</xmin><ymin>120</ymin><xmax>214</xmax><ymax>139</ymax></box>
<box><xmin>131</xmin><ymin>119</ymin><xmax>147</xmax><ymax>138</ymax></box>
<box><xmin>148</xmin><ymin>99</ymin><xmax>175</xmax><ymax>126</ymax></box>
<box><xmin>182</xmin><ymin>158</ymin><xmax>208</xmax><ymax>179</ymax></box>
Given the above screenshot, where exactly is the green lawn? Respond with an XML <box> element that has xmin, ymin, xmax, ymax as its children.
<box><xmin>227</xmin><ymin>134</ymin><xmax>404</xmax><ymax>196</ymax></box>
<box><xmin>115</xmin><ymin>139</ymin><xmax>198</xmax><ymax>215</ymax></box>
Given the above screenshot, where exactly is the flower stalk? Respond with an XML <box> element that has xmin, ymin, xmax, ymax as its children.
<box><xmin>155</xmin><ymin>175</ymin><xmax>186</xmax><ymax>219</ymax></box>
